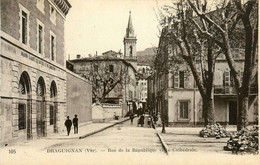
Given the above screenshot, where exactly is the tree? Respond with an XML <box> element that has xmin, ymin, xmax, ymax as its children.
<box><xmin>186</xmin><ymin>0</ymin><xmax>258</xmax><ymax>130</ymax></box>
<box><xmin>158</xmin><ymin>0</ymin><xmax>222</xmax><ymax>125</ymax></box>
<box><xmin>80</xmin><ymin>58</ymin><xmax>130</xmax><ymax>103</ymax></box>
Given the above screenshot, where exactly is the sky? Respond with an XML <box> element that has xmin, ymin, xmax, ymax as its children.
<box><xmin>65</xmin><ymin>0</ymin><xmax>172</xmax><ymax>60</ymax></box>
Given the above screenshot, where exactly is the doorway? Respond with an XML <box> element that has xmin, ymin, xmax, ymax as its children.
<box><xmin>229</xmin><ymin>101</ymin><xmax>237</xmax><ymax>125</ymax></box>
<box><xmin>36</xmin><ymin>99</ymin><xmax>46</xmax><ymax>138</ymax></box>
<box><xmin>36</xmin><ymin>77</ymin><xmax>46</xmax><ymax>138</ymax></box>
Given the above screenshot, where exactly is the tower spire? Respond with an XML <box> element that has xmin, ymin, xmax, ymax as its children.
<box><xmin>123</xmin><ymin>11</ymin><xmax>137</xmax><ymax>69</ymax></box>
<box><xmin>126</xmin><ymin>11</ymin><xmax>135</xmax><ymax>38</ymax></box>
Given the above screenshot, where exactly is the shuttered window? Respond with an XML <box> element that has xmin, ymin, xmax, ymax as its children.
<box><xmin>174</xmin><ymin>71</ymin><xmax>179</xmax><ymax>88</ymax></box>
<box><xmin>184</xmin><ymin>71</ymin><xmax>189</xmax><ymax>88</ymax></box>
<box><xmin>223</xmin><ymin>70</ymin><xmax>230</xmax><ymax>86</ymax></box>
<box><xmin>223</xmin><ymin>70</ymin><xmax>230</xmax><ymax>93</ymax></box>
<box><xmin>179</xmin><ymin>71</ymin><xmax>185</xmax><ymax>88</ymax></box>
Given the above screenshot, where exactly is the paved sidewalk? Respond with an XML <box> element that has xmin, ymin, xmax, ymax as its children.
<box><xmin>2</xmin><ymin>117</ymin><xmax>130</xmax><ymax>151</ymax></box>
<box><xmin>155</xmin><ymin>126</ymin><xmax>237</xmax><ymax>155</ymax></box>
<box><xmin>45</xmin><ymin>117</ymin><xmax>129</xmax><ymax>140</ymax></box>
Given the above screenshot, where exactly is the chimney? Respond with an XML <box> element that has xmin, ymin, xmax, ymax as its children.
<box><xmin>77</xmin><ymin>54</ymin><xmax>81</xmax><ymax>59</ymax></box>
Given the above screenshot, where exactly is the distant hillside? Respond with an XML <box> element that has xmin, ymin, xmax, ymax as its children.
<box><xmin>137</xmin><ymin>47</ymin><xmax>156</xmax><ymax>66</ymax></box>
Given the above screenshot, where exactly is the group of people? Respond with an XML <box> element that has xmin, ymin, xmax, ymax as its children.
<box><xmin>64</xmin><ymin>114</ymin><xmax>78</xmax><ymax>136</ymax></box>
<box><xmin>135</xmin><ymin>114</ymin><xmax>153</xmax><ymax>128</ymax></box>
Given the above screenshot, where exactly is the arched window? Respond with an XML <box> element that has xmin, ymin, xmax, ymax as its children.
<box><xmin>129</xmin><ymin>46</ymin><xmax>133</xmax><ymax>57</ymax></box>
<box><xmin>50</xmin><ymin>81</ymin><xmax>57</xmax><ymax>98</ymax></box>
<box><xmin>36</xmin><ymin>77</ymin><xmax>46</xmax><ymax>96</ymax></box>
<box><xmin>50</xmin><ymin>81</ymin><xmax>57</xmax><ymax>126</ymax></box>
<box><xmin>19</xmin><ymin>72</ymin><xmax>31</xmax><ymax>95</ymax></box>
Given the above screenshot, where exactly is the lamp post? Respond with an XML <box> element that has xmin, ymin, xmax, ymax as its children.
<box><xmin>161</xmin><ymin>119</ymin><xmax>166</xmax><ymax>133</ymax></box>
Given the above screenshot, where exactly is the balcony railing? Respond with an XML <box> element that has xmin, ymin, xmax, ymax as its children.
<box><xmin>214</xmin><ymin>85</ymin><xmax>258</xmax><ymax>95</ymax></box>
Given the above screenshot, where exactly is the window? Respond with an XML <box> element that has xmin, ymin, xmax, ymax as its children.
<box><xmin>51</xmin><ymin>35</ymin><xmax>55</xmax><ymax>61</ymax></box>
<box><xmin>129</xmin><ymin>46</ymin><xmax>133</xmax><ymax>56</ymax></box>
<box><xmin>50</xmin><ymin>5</ymin><xmax>56</xmax><ymax>24</ymax></box>
<box><xmin>36</xmin><ymin>0</ymin><xmax>45</xmax><ymax>14</ymax></box>
<box><xmin>179</xmin><ymin>101</ymin><xmax>189</xmax><ymax>119</ymax></box>
<box><xmin>22</xmin><ymin>11</ymin><xmax>28</xmax><ymax>44</ymax></box>
<box><xmin>18</xmin><ymin>104</ymin><xmax>26</xmax><ymax>130</ymax></box>
<box><xmin>38</xmin><ymin>25</ymin><xmax>43</xmax><ymax>54</ymax></box>
<box><xmin>223</xmin><ymin>70</ymin><xmax>230</xmax><ymax>86</ymax></box>
<box><xmin>143</xmin><ymin>68</ymin><xmax>145</xmax><ymax>73</ymax></box>
<box><xmin>50</xmin><ymin>105</ymin><xmax>54</xmax><ymax>125</ymax></box>
<box><xmin>179</xmin><ymin>71</ymin><xmax>185</xmax><ymax>88</ymax></box>
<box><xmin>173</xmin><ymin>71</ymin><xmax>179</xmax><ymax>88</ymax></box>
<box><xmin>109</xmin><ymin>65</ymin><xmax>114</xmax><ymax>72</ymax></box>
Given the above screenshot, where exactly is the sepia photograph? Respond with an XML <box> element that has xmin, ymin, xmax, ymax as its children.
<box><xmin>0</xmin><ymin>0</ymin><xmax>259</xmax><ymax>164</ymax></box>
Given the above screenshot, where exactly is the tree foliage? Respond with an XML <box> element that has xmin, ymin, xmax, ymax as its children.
<box><xmin>80</xmin><ymin>59</ymin><xmax>130</xmax><ymax>103</ymax></box>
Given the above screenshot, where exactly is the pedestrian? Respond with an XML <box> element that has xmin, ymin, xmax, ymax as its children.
<box><xmin>148</xmin><ymin>116</ymin><xmax>151</xmax><ymax>128</ymax></box>
<box><xmin>137</xmin><ymin>116</ymin><xmax>141</xmax><ymax>127</ymax></box>
<box><xmin>65</xmin><ymin>116</ymin><xmax>72</xmax><ymax>136</ymax></box>
<box><xmin>73</xmin><ymin>114</ymin><xmax>78</xmax><ymax>134</ymax></box>
<box><xmin>130</xmin><ymin>113</ymin><xmax>134</xmax><ymax>125</ymax></box>
<box><xmin>140</xmin><ymin>114</ymin><xmax>144</xmax><ymax>127</ymax></box>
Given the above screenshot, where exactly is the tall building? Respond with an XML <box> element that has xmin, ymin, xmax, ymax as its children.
<box><xmin>124</xmin><ymin>11</ymin><xmax>137</xmax><ymax>69</ymax></box>
<box><xmin>1</xmin><ymin>0</ymin><xmax>95</xmax><ymax>146</ymax></box>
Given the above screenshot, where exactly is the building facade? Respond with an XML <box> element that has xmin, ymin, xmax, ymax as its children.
<box><xmin>69</xmin><ymin>54</ymin><xmax>136</xmax><ymax>114</ymax></box>
<box><xmin>0</xmin><ymin>0</ymin><xmax>73</xmax><ymax>145</ymax></box>
<box><xmin>152</xmin><ymin>29</ymin><xmax>258</xmax><ymax>126</ymax></box>
<box><xmin>136</xmin><ymin>47</ymin><xmax>155</xmax><ymax>110</ymax></box>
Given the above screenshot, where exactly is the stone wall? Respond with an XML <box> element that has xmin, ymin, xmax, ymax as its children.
<box><xmin>92</xmin><ymin>103</ymin><xmax>123</xmax><ymax>123</ymax></box>
<box><xmin>66</xmin><ymin>70</ymin><xmax>92</xmax><ymax>123</ymax></box>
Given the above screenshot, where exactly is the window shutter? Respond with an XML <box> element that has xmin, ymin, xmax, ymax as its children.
<box><xmin>184</xmin><ymin>71</ymin><xmax>189</xmax><ymax>88</ymax></box>
<box><xmin>177</xmin><ymin>100</ymin><xmax>180</xmax><ymax>120</ymax></box>
<box><xmin>188</xmin><ymin>100</ymin><xmax>191</xmax><ymax>119</ymax></box>
<box><xmin>174</xmin><ymin>71</ymin><xmax>179</xmax><ymax>88</ymax></box>
<box><xmin>224</xmin><ymin>70</ymin><xmax>230</xmax><ymax>86</ymax></box>
<box><xmin>223</xmin><ymin>70</ymin><xmax>230</xmax><ymax>93</ymax></box>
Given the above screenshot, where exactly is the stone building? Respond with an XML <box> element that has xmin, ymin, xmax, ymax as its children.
<box><xmin>0</xmin><ymin>0</ymin><xmax>92</xmax><ymax>146</ymax></box>
<box><xmin>152</xmin><ymin>29</ymin><xmax>258</xmax><ymax>126</ymax></box>
<box><xmin>69</xmin><ymin>53</ymin><xmax>136</xmax><ymax>114</ymax></box>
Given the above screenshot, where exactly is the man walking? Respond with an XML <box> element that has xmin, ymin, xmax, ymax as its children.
<box><xmin>73</xmin><ymin>114</ymin><xmax>78</xmax><ymax>134</ymax></box>
<box><xmin>130</xmin><ymin>113</ymin><xmax>134</xmax><ymax>125</ymax></box>
<box><xmin>65</xmin><ymin>116</ymin><xmax>72</xmax><ymax>136</ymax></box>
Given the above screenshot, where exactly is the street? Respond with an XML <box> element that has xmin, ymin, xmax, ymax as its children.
<box><xmin>2</xmin><ymin>119</ymin><xmax>258</xmax><ymax>165</ymax></box>
<box><xmin>44</xmin><ymin>118</ymin><xmax>164</xmax><ymax>154</ymax></box>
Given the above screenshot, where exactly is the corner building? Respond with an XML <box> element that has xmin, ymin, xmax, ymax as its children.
<box><xmin>1</xmin><ymin>0</ymin><xmax>71</xmax><ymax>145</ymax></box>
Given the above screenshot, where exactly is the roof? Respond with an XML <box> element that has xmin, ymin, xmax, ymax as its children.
<box><xmin>70</xmin><ymin>54</ymin><xmax>137</xmax><ymax>73</ymax></box>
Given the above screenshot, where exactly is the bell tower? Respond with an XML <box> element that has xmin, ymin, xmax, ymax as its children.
<box><xmin>124</xmin><ymin>11</ymin><xmax>137</xmax><ymax>68</ymax></box>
